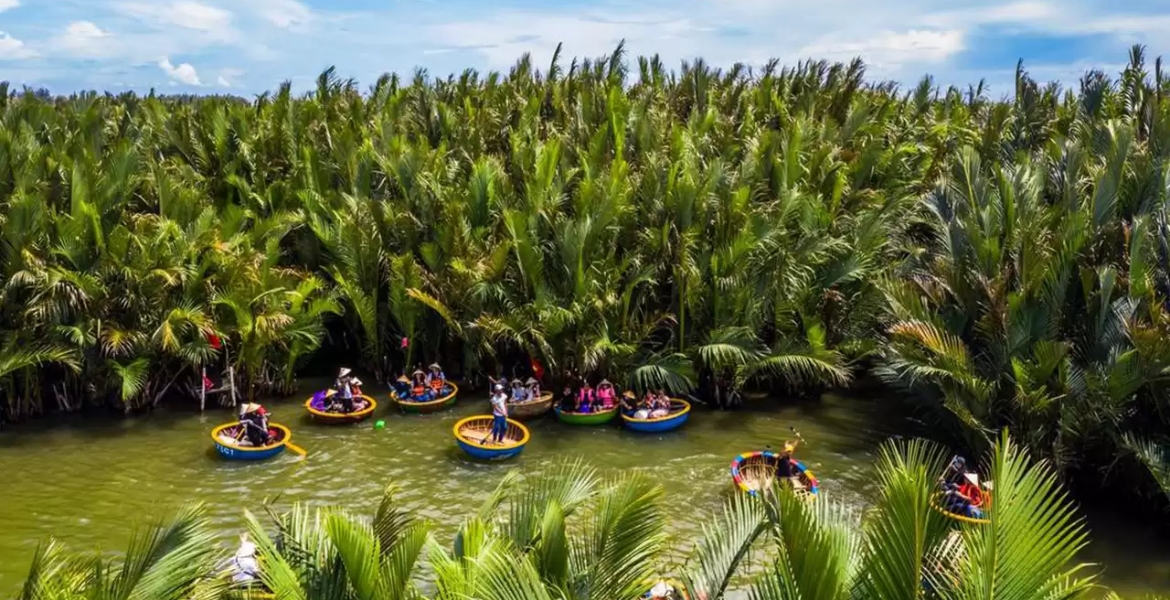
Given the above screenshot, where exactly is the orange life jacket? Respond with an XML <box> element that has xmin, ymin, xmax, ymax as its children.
<box><xmin>958</xmin><ymin>483</ymin><xmax>985</xmax><ymax>507</ymax></box>
<box><xmin>412</xmin><ymin>385</ymin><xmax>426</xmax><ymax>396</ymax></box>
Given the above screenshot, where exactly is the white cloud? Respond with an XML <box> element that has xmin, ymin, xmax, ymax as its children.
<box><xmin>55</xmin><ymin>21</ymin><xmax>114</xmax><ymax>58</ymax></box>
<box><xmin>0</xmin><ymin>31</ymin><xmax>36</xmax><ymax>59</ymax></box>
<box><xmin>430</xmin><ymin>13</ymin><xmax>702</xmax><ymax>70</ymax></box>
<box><xmin>251</xmin><ymin>0</ymin><xmax>312</xmax><ymax>29</ymax></box>
<box><xmin>215</xmin><ymin>68</ymin><xmax>243</xmax><ymax>87</ymax></box>
<box><xmin>799</xmin><ymin>29</ymin><xmax>966</xmax><ymax>67</ymax></box>
<box><xmin>159</xmin><ymin>57</ymin><xmax>201</xmax><ymax>85</ymax></box>
<box><xmin>0</xmin><ymin>0</ymin><xmax>18</xmax><ymax>12</ymax></box>
<box><xmin>117</xmin><ymin>1</ymin><xmax>233</xmax><ymax>35</ymax></box>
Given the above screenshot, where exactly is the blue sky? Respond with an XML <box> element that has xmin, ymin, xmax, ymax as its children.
<box><xmin>0</xmin><ymin>0</ymin><xmax>1167</xmax><ymax>95</ymax></box>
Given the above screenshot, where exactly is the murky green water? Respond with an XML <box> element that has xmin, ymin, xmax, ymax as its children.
<box><xmin>1</xmin><ymin>384</ymin><xmax>1168</xmax><ymax>597</ymax></box>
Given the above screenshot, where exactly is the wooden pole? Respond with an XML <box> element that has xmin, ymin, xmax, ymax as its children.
<box><xmin>200</xmin><ymin>366</ymin><xmax>206</xmax><ymax>412</ymax></box>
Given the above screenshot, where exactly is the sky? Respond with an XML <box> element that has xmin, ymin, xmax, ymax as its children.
<box><xmin>0</xmin><ymin>0</ymin><xmax>1168</xmax><ymax>96</ymax></box>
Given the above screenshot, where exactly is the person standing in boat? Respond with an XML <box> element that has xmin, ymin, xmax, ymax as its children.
<box><xmin>490</xmin><ymin>384</ymin><xmax>509</xmax><ymax>444</ymax></box>
<box><xmin>332</xmin><ymin>368</ymin><xmax>358</xmax><ymax>413</ymax></box>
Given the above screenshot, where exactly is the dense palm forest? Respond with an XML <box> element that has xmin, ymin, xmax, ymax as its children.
<box><xmin>5</xmin><ymin>43</ymin><xmax>1170</xmax><ymax>502</ymax></box>
<box><xmin>16</xmin><ymin>436</ymin><xmax>1112</xmax><ymax>600</ymax></box>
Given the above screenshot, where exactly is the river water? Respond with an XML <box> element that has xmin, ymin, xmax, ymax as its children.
<box><xmin>1</xmin><ymin>384</ymin><xmax>1167</xmax><ymax>597</ymax></box>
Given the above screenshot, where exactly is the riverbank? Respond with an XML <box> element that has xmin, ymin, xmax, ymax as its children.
<box><xmin>1</xmin><ymin>386</ymin><xmax>1167</xmax><ymax>596</ymax></box>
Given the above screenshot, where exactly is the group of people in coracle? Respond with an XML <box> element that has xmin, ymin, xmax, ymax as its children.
<box><xmin>937</xmin><ymin>456</ymin><xmax>991</xmax><ymax>519</ymax></box>
<box><xmin>559</xmin><ymin>378</ymin><xmax>618</xmax><ymax>412</ymax></box>
<box><xmin>392</xmin><ymin>363</ymin><xmax>450</xmax><ymax>401</ymax></box>
<box><xmin>622</xmin><ymin>389</ymin><xmax>674</xmax><ymax>419</ymax></box>
<box><xmin>489</xmin><ymin>375</ymin><xmax>542</xmax><ymax>403</ymax></box>
<box><xmin>322</xmin><ymin>367</ymin><xmax>366</xmax><ymax>413</ymax></box>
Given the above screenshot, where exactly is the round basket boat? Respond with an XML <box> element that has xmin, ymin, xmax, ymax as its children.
<box><xmin>554</xmin><ymin>405</ymin><xmax>619</xmax><ymax>425</ymax></box>
<box><xmin>641</xmin><ymin>579</ymin><xmax>691</xmax><ymax>600</ymax></box>
<box><xmin>929</xmin><ymin>490</ymin><xmax>992</xmax><ymax>525</ymax></box>
<box><xmin>730</xmin><ymin>450</ymin><xmax>819</xmax><ymax>499</ymax></box>
<box><xmin>622</xmin><ymin>399</ymin><xmax>691</xmax><ymax>433</ymax></box>
<box><xmin>390</xmin><ymin>382</ymin><xmax>459</xmax><ymax>414</ymax></box>
<box><xmin>453</xmin><ymin>415</ymin><xmax>530</xmax><ymax>461</ymax></box>
<box><xmin>505</xmin><ymin>391</ymin><xmax>555</xmax><ymax>419</ymax></box>
<box><xmin>304</xmin><ymin>390</ymin><xmax>377</xmax><ymax>424</ymax></box>
<box><xmin>211</xmin><ymin>423</ymin><xmax>293</xmax><ymax>461</ymax></box>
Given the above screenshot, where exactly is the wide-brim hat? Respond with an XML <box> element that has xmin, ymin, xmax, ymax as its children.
<box><xmin>783</xmin><ymin>443</ymin><xmax>795</xmax><ymax>453</ymax></box>
<box><xmin>412</xmin><ymin>369</ymin><xmax>425</xmax><ymax>375</ymax></box>
<box><xmin>526</xmin><ymin>377</ymin><xmax>537</xmax><ymax>384</ymax></box>
<box><xmin>396</xmin><ymin>376</ymin><xmax>410</xmax><ymax>383</ymax></box>
<box><xmin>429</xmin><ymin>363</ymin><xmax>441</xmax><ymax>370</ymax></box>
<box><xmin>494</xmin><ymin>384</ymin><xmax>505</xmax><ymax>391</ymax></box>
<box><xmin>242</xmin><ymin>403</ymin><xmax>262</xmax><ymax>413</ymax></box>
<box><xmin>339</xmin><ymin>367</ymin><xmax>351</xmax><ymax>377</ymax></box>
<box><xmin>599</xmin><ymin>379</ymin><xmax>611</xmax><ymax>386</ymax></box>
<box><xmin>350</xmin><ymin>378</ymin><xmax>363</xmax><ymax>387</ymax></box>
<box><xmin>964</xmin><ymin>472</ymin><xmax>980</xmax><ymax>486</ymax></box>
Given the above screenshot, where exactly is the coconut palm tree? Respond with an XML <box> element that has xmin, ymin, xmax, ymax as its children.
<box><xmin>14</xmin><ymin>503</ymin><xmax>226</xmax><ymax>600</ymax></box>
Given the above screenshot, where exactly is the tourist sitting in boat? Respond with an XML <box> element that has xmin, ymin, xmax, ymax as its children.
<box><xmin>596</xmin><ymin>379</ymin><xmax>616</xmax><ymax>409</ymax></box>
<box><xmin>619</xmin><ymin>391</ymin><xmax>637</xmax><ymax>415</ymax></box>
<box><xmin>510</xmin><ymin>379</ymin><xmax>530</xmax><ymax>403</ymax></box>
<box><xmin>229</xmin><ymin>533</ymin><xmax>260</xmax><ymax>585</ymax></box>
<box><xmin>490</xmin><ymin>384</ymin><xmax>509</xmax><ymax>444</ymax></box>
<box><xmin>634</xmin><ymin>391</ymin><xmax>654</xmax><ymax>419</ymax></box>
<box><xmin>410</xmin><ymin>369</ymin><xmax>431</xmax><ymax>400</ymax></box>
<box><xmin>944</xmin><ymin>472</ymin><xmax>986</xmax><ymax>519</ymax></box>
<box><xmin>649</xmin><ymin>389</ymin><xmax>671</xmax><ymax>418</ymax></box>
<box><xmin>393</xmin><ymin>375</ymin><xmax>411</xmax><ymax>398</ymax></box>
<box><xmin>576</xmin><ymin>381</ymin><xmax>596</xmax><ymax>412</ymax></box>
<box><xmin>526</xmin><ymin>377</ymin><xmax>541</xmax><ymax>400</ymax></box>
<box><xmin>329</xmin><ymin>367</ymin><xmax>361</xmax><ymax>413</ymax></box>
<box><xmin>238</xmin><ymin>403</ymin><xmax>271</xmax><ymax>447</ymax></box>
<box><xmin>426</xmin><ymin>363</ymin><xmax>447</xmax><ymax>394</ymax></box>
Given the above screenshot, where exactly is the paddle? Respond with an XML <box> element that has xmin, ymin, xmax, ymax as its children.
<box><xmin>285</xmin><ymin>442</ymin><xmax>308</xmax><ymax>458</ymax></box>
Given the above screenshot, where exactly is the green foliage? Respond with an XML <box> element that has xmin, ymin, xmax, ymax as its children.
<box><xmin>7</xmin><ymin>45</ymin><xmax>1170</xmax><ymax>506</ymax></box>
<box><xmin>14</xmin><ymin>435</ymin><xmax>1114</xmax><ymax>599</ymax></box>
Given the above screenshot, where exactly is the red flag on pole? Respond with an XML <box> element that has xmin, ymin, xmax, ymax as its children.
<box><xmin>400</xmin><ymin>337</ymin><xmax>409</xmax><ymax>349</ymax></box>
<box><xmin>206</xmin><ymin>332</ymin><xmax>222</xmax><ymax>349</ymax></box>
<box><xmin>530</xmin><ymin>357</ymin><xmax>545</xmax><ymax>381</ymax></box>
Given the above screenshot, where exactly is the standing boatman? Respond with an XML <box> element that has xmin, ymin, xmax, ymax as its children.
<box><xmin>490</xmin><ymin>384</ymin><xmax>509</xmax><ymax>444</ymax></box>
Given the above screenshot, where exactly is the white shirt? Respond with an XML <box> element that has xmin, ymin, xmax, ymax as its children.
<box><xmin>491</xmin><ymin>393</ymin><xmax>508</xmax><ymax>416</ymax></box>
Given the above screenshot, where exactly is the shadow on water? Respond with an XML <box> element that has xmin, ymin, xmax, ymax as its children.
<box><xmin>0</xmin><ymin>384</ymin><xmax>1167</xmax><ymax>596</ymax></box>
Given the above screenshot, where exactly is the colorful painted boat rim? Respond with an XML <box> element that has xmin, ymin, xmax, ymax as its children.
<box><xmin>453</xmin><ymin>415</ymin><xmax>530</xmax><ymax>460</ymax></box>
<box><xmin>391</xmin><ymin>382</ymin><xmax>459</xmax><ymax>412</ymax></box>
<box><xmin>210</xmin><ymin>422</ymin><xmax>291</xmax><ymax>460</ymax></box>
<box><xmin>729</xmin><ymin>450</ymin><xmax>820</xmax><ymax>497</ymax></box>
<box><xmin>929</xmin><ymin>492</ymin><xmax>991</xmax><ymax>525</ymax></box>
<box><xmin>554</xmin><ymin>405</ymin><xmax>620</xmax><ymax>425</ymax></box>
<box><xmin>304</xmin><ymin>392</ymin><xmax>377</xmax><ymax>422</ymax></box>
<box><xmin>622</xmin><ymin>399</ymin><xmax>691</xmax><ymax>432</ymax></box>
